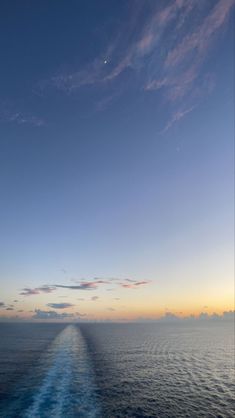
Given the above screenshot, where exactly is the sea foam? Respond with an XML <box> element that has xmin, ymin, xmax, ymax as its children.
<box><xmin>23</xmin><ymin>325</ymin><xmax>100</xmax><ymax>418</ymax></box>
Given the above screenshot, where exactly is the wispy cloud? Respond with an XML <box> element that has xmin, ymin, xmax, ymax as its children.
<box><xmin>91</xmin><ymin>296</ymin><xmax>99</xmax><ymax>301</ymax></box>
<box><xmin>5</xmin><ymin>112</ymin><xmax>44</xmax><ymax>127</ymax></box>
<box><xmin>146</xmin><ymin>0</ymin><xmax>234</xmax><ymax>103</ymax></box>
<box><xmin>41</xmin><ymin>0</ymin><xmax>234</xmax><ymax>130</ymax></box>
<box><xmin>93</xmin><ymin>277</ymin><xmax>132</xmax><ymax>282</ymax></box>
<box><xmin>165</xmin><ymin>0</ymin><xmax>235</xmax><ymax>69</ymax></box>
<box><xmin>144</xmin><ymin>0</ymin><xmax>235</xmax><ymax>128</ymax></box>
<box><xmin>160</xmin><ymin>106</ymin><xmax>195</xmax><ymax>134</ymax></box>
<box><xmin>0</xmin><ymin>102</ymin><xmax>45</xmax><ymax>127</ymax></box>
<box><xmin>120</xmin><ymin>280</ymin><xmax>150</xmax><ymax>289</ymax></box>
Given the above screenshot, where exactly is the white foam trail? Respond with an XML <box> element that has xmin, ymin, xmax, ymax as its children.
<box><xmin>23</xmin><ymin>325</ymin><xmax>99</xmax><ymax>418</ymax></box>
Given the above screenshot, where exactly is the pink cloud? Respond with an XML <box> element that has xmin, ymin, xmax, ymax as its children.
<box><xmin>165</xmin><ymin>0</ymin><xmax>235</xmax><ymax>68</ymax></box>
<box><xmin>137</xmin><ymin>34</ymin><xmax>154</xmax><ymax>52</ymax></box>
<box><xmin>121</xmin><ymin>280</ymin><xmax>150</xmax><ymax>289</ymax></box>
<box><xmin>42</xmin><ymin>0</ymin><xmax>233</xmax><ymax>132</ymax></box>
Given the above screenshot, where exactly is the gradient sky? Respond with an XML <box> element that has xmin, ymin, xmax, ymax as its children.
<box><xmin>0</xmin><ymin>0</ymin><xmax>234</xmax><ymax>321</ymax></box>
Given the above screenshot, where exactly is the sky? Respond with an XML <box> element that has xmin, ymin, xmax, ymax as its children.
<box><xmin>0</xmin><ymin>0</ymin><xmax>234</xmax><ymax>322</ymax></box>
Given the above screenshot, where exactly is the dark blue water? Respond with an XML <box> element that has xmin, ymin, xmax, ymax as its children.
<box><xmin>0</xmin><ymin>322</ymin><xmax>234</xmax><ymax>417</ymax></box>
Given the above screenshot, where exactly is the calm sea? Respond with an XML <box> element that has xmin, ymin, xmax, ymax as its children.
<box><xmin>0</xmin><ymin>322</ymin><xmax>234</xmax><ymax>417</ymax></box>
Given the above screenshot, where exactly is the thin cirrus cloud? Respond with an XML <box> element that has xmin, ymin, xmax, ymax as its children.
<box><xmin>0</xmin><ymin>101</ymin><xmax>45</xmax><ymax>127</ymax></box>
<box><xmin>161</xmin><ymin>106</ymin><xmax>195</xmax><ymax>134</ymax></box>
<box><xmin>46</xmin><ymin>303</ymin><xmax>74</xmax><ymax>309</ymax></box>
<box><xmin>42</xmin><ymin>0</ymin><xmax>234</xmax><ymax>130</ymax></box>
<box><xmin>144</xmin><ymin>0</ymin><xmax>235</xmax><ymax>130</ymax></box>
<box><xmin>4</xmin><ymin>112</ymin><xmax>44</xmax><ymax>127</ymax></box>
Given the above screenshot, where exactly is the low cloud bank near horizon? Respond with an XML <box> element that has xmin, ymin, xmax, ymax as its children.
<box><xmin>0</xmin><ymin>310</ymin><xmax>234</xmax><ymax>323</ymax></box>
<box><xmin>32</xmin><ymin>308</ymin><xmax>87</xmax><ymax>320</ymax></box>
<box><xmin>135</xmin><ymin>310</ymin><xmax>235</xmax><ymax>323</ymax></box>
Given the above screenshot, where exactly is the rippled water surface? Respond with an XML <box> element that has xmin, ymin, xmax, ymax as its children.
<box><xmin>0</xmin><ymin>322</ymin><xmax>234</xmax><ymax>417</ymax></box>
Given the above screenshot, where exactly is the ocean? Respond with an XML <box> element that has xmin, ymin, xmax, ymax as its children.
<box><xmin>0</xmin><ymin>322</ymin><xmax>234</xmax><ymax>417</ymax></box>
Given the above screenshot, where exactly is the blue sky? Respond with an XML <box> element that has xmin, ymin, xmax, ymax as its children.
<box><xmin>0</xmin><ymin>0</ymin><xmax>234</xmax><ymax>320</ymax></box>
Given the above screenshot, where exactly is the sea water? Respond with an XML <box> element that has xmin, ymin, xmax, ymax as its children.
<box><xmin>0</xmin><ymin>322</ymin><xmax>234</xmax><ymax>417</ymax></box>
